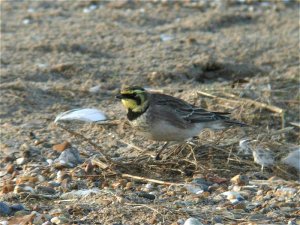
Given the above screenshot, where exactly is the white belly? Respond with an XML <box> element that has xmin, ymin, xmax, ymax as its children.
<box><xmin>131</xmin><ymin>119</ymin><xmax>204</xmax><ymax>141</ymax></box>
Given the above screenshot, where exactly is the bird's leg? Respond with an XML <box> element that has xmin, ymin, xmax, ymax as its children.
<box><xmin>155</xmin><ymin>142</ymin><xmax>169</xmax><ymax>160</ymax></box>
<box><xmin>261</xmin><ymin>165</ymin><xmax>264</xmax><ymax>173</ymax></box>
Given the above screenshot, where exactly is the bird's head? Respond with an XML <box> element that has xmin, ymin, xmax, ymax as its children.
<box><xmin>116</xmin><ymin>86</ymin><xmax>149</xmax><ymax>112</ymax></box>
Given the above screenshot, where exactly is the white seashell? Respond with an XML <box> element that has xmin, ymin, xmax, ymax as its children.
<box><xmin>54</xmin><ymin>108</ymin><xmax>107</xmax><ymax>123</ymax></box>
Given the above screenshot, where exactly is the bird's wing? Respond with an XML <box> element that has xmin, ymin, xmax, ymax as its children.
<box><xmin>151</xmin><ymin>93</ymin><xmax>230</xmax><ymax>123</ymax></box>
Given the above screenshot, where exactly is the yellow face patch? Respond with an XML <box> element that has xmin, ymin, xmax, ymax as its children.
<box><xmin>119</xmin><ymin>87</ymin><xmax>149</xmax><ymax>112</ymax></box>
<box><xmin>121</xmin><ymin>99</ymin><xmax>138</xmax><ymax>110</ymax></box>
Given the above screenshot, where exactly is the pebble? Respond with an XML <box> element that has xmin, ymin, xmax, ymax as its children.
<box><xmin>231</xmin><ymin>174</ymin><xmax>249</xmax><ymax>186</ymax></box>
<box><xmin>0</xmin><ymin>202</ymin><xmax>11</xmax><ymax>216</ymax></box>
<box><xmin>52</xmin><ymin>141</ymin><xmax>70</xmax><ymax>152</ymax></box>
<box><xmin>37</xmin><ymin>175</ymin><xmax>45</xmax><ymax>182</ymax></box>
<box><xmin>221</xmin><ymin>191</ymin><xmax>244</xmax><ymax>203</ymax></box>
<box><xmin>49</xmin><ymin>208</ymin><xmax>65</xmax><ymax>217</ymax></box>
<box><xmin>55</xmin><ymin>147</ymin><xmax>82</xmax><ymax>168</ymax></box>
<box><xmin>6</xmin><ymin>164</ymin><xmax>14</xmax><ymax>174</ymax></box>
<box><xmin>211</xmin><ymin>216</ymin><xmax>223</xmax><ymax>224</ymax></box>
<box><xmin>41</xmin><ymin>222</ymin><xmax>52</xmax><ymax>225</ymax></box>
<box><xmin>184</xmin><ymin>184</ymin><xmax>204</xmax><ymax>195</ymax></box>
<box><xmin>10</xmin><ymin>204</ymin><xmax>25</xmax><ymax>213</ymax></box>
<box><xmin>233</xmin><ymin>202</ymin><xmax>246</xmax><ymax>210</ymax></box>
<box><xmin>143</xmin><ymin>183</ymin><xmax>154</xmax><ymax>192</ymax></box>
<box><xmin>184</xmin><ymin>217</ymin><xmax>203</xmax><ymax>225</ymax></box>
<box><xmin>192</xmin><ymin>178</ymin><xmax>212</xmax><ymax>190</ymax></box>
<box><xmin>20</xmin><ymin>143</ymin><xmax>30</xmax><ymax>151</ymax></box>
<box><xmin>46</xmin><ymin>159</ymin><xmax>53</xmax><ymax>166</ymax></box>
<box><xmin>16</xmin><ymin>157</ymin><xmax>27</xmax><ymax>165</ymax></box>
<box><xmin>51</xmin><ymin>216</ymin><xmax>69</xmax><ymax>224</ymax></box>
<box><xmin>137</xmin><ymin>191</ymin><xmax>156</xmax><ymax>200</ymax></box>
<box><xmin>14</xmin><ymin>184</ymin><xmax>35</xmax><ymax>194</ymax></box>
<box><xmin>89</xmin><ymin>85</ymin><xmax>101</xmax><ymax>94</ymax></box>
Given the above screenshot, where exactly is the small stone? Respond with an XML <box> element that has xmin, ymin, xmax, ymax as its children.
<box><xmin>211</xmin><ymin>216</ymin><xmax>223</xmax><ymax>224</ymax></box>
<box><xmin>233</xmin><ymin>202</ymin><xmax>246</xmax><ymax>210</ymax></box>
<box><xmin>288</xmin><ymin>219</ymin><xmax>298</xmax><ymax>225</ymax></box>
<box><xmin>221</xmin><ymin>191</ymin><xmax>244</xmax><ymax>203</ymax></box>
<box><xmin>1</xmin><ymin>180</ymin><xmax>14</xmax><ymax>194</ymax></box>
<box><xmin>192</xmin><ymin>178</ymin><xmax>212</xmax><ymax>191</ymax></box>
<box><xmin>184</xmin><ymin>184</ymin><xmax>204</xmax><ymax>195</ymax></box>
<box><xmin>10</xmin><ymin>204</ymin><xmax>25</xmax><ymax>213</ymax></box>
<box><xmin>49</xmin><ymin>208</ymin><xmax>64</xmax><ymax>217</ymax></box>
<box><xmin>89</xmin><ymin>85</ymin><xmax>101</xmax><ymax>94</ymax></box>
<box><xmin>48</xmin><ymin>181</ymin><xmax>61</xmax><ymax>187</ymax></box>
<box><xmin>111</xmin><ymin>181</ymin><xmax>123</xmax><ymax>189</ymax></box>
<box><xmin>52</xmin><ymin>141</ymin><xmax>70</xmax><ymax>152</ymax></box>
<box><xmin>6</xmin><ymin>164</ymin><xmax>14</xmax><ymax>174</ymax></box>
<box><xmin>37</xmin><ymin>175</ymin><xmax>45</xmax><ymax>182</ymax></box>
<box><xmin>56</xmin><ymin>171</ymin><xmax>72</xmax><ymax>183</ymax></box>
<box><xmin>144</xmin><ymin>183</ymin><xmax>154</xmax><ymax>191</ymax></box>
<box><xmin>16</xmin><ymin>157</ymin><xmax>26</xmax><ymax>165</ymax></box>
<box><xmin>41</xmin><ymin>222</ymin><xmax>52</xmax><ymax>225</ymax></box>
<box><xmin>20</xmin><ymin>143</ymin><xmax>30</xmax><ymax>151</ymax></box>
<box><xmin>16</xmin><ymin>175</ymin><xmax>38</xmax><ymax>184</ymax></box>
<box><xmin>46</xmin><ymin>159</ymin><xmax>53</xmax><ymax>166</ymax></box>
<box><xmin>137</xmin><ymin>192</ymin><xmax>156</xmax><ymax>200</ymax></box>
<box><xmin>55</xmin><ymin>147</ymin><xmax>82</xmax><ymax>168</ymax></box>
<box><xmin>184</xmin><ymin>217</ymin><xmax>203</xmax><ymax>225</ymax></box>
<box><xmin>177</xmin><ymin>218</ymin><xmax>185</xmax><ymax>225</ymax></box>
<box><xmin>230</xmin><ymin>175</ymin><xmax>249</xmax><ymax>186</ymax></box>
<box><xmin>14</xmin><ymin>185</ymin><xmax>35</xmax><ymax>194</ymax></box>
<box><xmin>0</xmin><ymin>202</ymin><xmax>11</xmax><ymax>216</ymax></box>
<box><xmin>125</xmin><ymin>182</ymin><xmax>133</xmax><ymax>190</ymax></box>
<box><xmin>50</xmin><ymin>216</ymin><xmax>69</xmax><ymax>224</ymax></box>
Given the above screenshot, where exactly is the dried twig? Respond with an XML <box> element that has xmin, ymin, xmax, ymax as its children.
<box><xmin>121</xmin><ymin>173</ymin><xmax>185</xmax><ymax>186</ymax></box>
<box><xmin>197</xmin><ymin>91</ymin><xmax>284</xmax><ymax>114</ymax></box>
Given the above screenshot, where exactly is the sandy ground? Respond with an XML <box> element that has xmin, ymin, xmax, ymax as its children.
<box><xmin>1</xmin><ymin>1</ymin><xmax>300</xmax><ymax>224</ymax></box>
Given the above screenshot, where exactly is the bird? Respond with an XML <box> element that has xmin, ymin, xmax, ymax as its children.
<box><xmin>116</xmin><ymin>86</ymin><xmax>246</xmax><ymax>159</ymax></box>
<box><xmin>239</xmin><ymin>139</ymin><xmax>274</xmax><ymax>172</ymax></box>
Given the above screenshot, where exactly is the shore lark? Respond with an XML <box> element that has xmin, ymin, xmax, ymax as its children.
<box><xmin>116</xmin><ymin>86</ymin><xmax>246</xmax><ymax>159</ymax></box>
